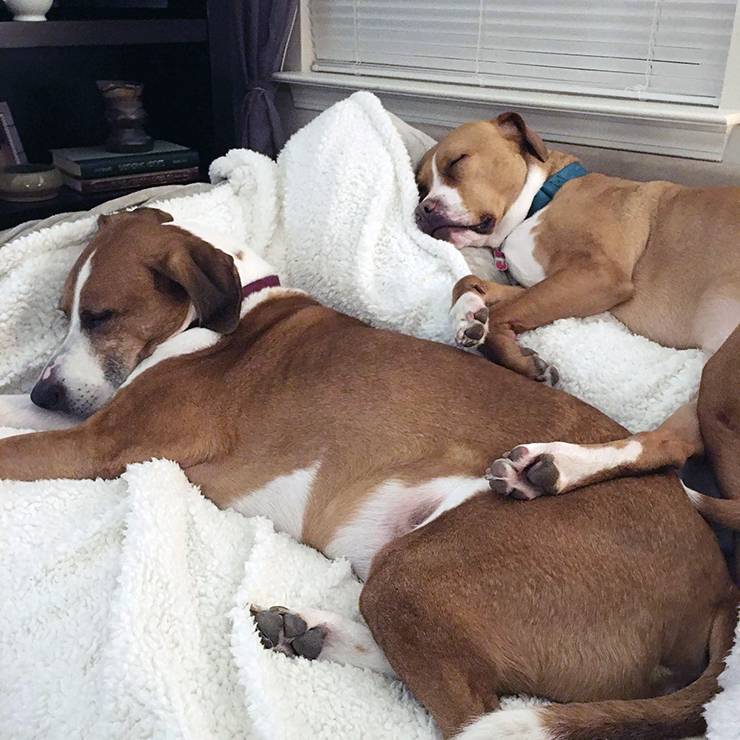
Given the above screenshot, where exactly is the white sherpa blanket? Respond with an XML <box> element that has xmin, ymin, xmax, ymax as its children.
<box><xmin>0</xmin><ymin>450</ymin><xmax>437</xmax><ymax>740</ymax></box>
<box><xmin>0</xmin><ymin>92</ymin><xmax>734</xmax><ymax>738</ymax></box>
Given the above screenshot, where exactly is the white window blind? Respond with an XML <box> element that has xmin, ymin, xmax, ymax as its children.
<box><xmin>309</xmin><ymin>0</ymin><xmax>738</xmax><ymax>105</ymax></box>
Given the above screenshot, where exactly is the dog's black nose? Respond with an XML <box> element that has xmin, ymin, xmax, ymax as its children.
<box><xmin>415</xmin><ymin>199</ymin><xmax>440</xmax><ymax>233</ymax></box>
<box><xmin>31</xmin><ymin>377</ymin><xmax>66</xmax><ymax>411</ymax></box>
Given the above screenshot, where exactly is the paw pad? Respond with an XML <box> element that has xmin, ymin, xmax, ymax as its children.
<box><xmin>485</xmin><ymin>446</ymin><xmax>562</xmax><ymax>500</ymax></box>
<box><xmin>251</xmin><ymin>605</ymin><xmax>326</xmax><ymax>661</ymax></box>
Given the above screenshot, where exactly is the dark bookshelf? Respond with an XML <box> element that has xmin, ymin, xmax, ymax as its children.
<box><xmin>0</xmin><ymin>1</ymin><xmax>237</xmax><ymax>231</ymax></box>
<box><xmin>0</xmin><ymin>19</ymin><xmax>207</xmax><ymax>47</ymax></box>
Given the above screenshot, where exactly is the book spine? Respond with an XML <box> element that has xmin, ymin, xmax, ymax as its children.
<box><xmin>61</xmin><ymin>151</ymin><xmax>200</xmax><ymax>179</ymax></box>
<box><xmin>63</xmin><ymin>168</ymin><xmax>199</xmax><ymax>194</ymax></box>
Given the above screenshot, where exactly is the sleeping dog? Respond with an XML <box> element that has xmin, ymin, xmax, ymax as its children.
<box><xmin>415</xmin><ymin>114</ymin><xmax>740</xmax><ymax>541</ymax></box>
<box><xmin>0</xmin><ymin>208</ymin><xmax>736</xmax><ymax>739</ymax></box>
<box><xmin>0</xmin><ymin>208</ymin><xmax>247</xmax><ymax>431</ymax></box>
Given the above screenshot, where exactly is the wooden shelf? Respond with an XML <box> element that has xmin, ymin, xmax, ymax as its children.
<box><xmin>0</xmin><ymin>19</ymin><xmax>207</xmax><ymax>48</ymax></box>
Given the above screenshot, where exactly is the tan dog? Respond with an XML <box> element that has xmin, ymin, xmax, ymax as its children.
<box><xmin>415</xmin><ymin>115</ymin><xmax>740</xmax><ymax>531</ymax></box>
<box><xmin>0</xmin><ymin>212</ymin><xmax>736</xmax><ymax>739</ymax></box>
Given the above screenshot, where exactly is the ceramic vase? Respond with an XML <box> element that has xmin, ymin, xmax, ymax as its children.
<box><xmin>3</xmin><ymin>0</ymin><xmax>53</xmax><ymax>21</ymax></box>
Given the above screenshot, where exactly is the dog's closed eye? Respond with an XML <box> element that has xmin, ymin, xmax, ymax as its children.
<box><xmin>446</xmin><ymin>154</ymin><xmax>468</xmax><ymax>177</ymax></box>
<box><xmin>80</xmin><ymin>309</ymin><xmax>115</xmax><ymax>331</ymax></box>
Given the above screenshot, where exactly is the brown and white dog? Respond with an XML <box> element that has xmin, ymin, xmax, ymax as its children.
<box><xmin>0</xmin><ymin>208</ymin><xmax>737</xmax><ymax>739</ymax></box>
<box><xmin>0</xmin><ymin>208</ymin><xmax>260</xmax><ymax>431</ymax></box>
<box><xmin>415</xmin><ymin>114</ymin><xmax>740</xmax><ymax>531</ymax></box>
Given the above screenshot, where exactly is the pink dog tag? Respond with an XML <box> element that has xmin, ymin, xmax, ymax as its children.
<box><xmin>493</xmin><ymin>247</ymin><xmax>508</xmax><ymax>272</ymax></box>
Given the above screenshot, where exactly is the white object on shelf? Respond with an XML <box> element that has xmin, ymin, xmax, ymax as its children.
<box><xmin>3</xmin><ymin>0</ymin><xmax>53</xmax><ymax>21</ymax></box>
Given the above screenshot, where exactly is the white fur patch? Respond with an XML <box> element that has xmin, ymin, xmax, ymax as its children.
<box><xmin>38</xmin><ymin>253</ymin><xmax>117</xmax><ymax>417</ymax></box>
<box><xmin>326</xmin><ymin>476</ymin><xmax>486</xmax><ymax>580</ymax></box>
<box><xmin>291</xmin><ymin>607</ymin><xmax>396</xmax><ymax>676</ymax></box>
<box><xmin>416</xmin><ymin>477</ymin><xmax>488</xmax><ymax>528</ymax></box>
<box><xmin>488</xmin><ymin>162</ymin><xmax>547</xmax><ymax>249</ymax></box>
<box><xmin>232</xmin><ymin>464</ymin><xmax>319</xmax><ymax>541</ymax></box>
<box><xmin>450</xmin><ymin>291</ymin><xmax>488</xmax><ymax>349</ymax></box>
<box><xmin>122</xmin><ymin>327</ymin><xmax>221</xmax><ymax>387</ymax></box>
<box><xmin>240</xmin><ymin>286</ymin><xmax>304</xmax><ymax>318</ymax></box>
<box><xmin>522</xmin><ymin>439</ymin><xmax>643</xmax><ymax>491</ymax></box>
<box><xmin>454</xmin><ymin>707</ymin><xmax>549</xmax><ymax>740</ymax></box>
<box><xmin>502</xmin><ymin>208</ymin><xmax>548</xmax><ymax>287</ymax></box>
<box><xmin>429</xmin><ymin>152</ymin><xmax>468</xmax><ymax>221</ymax></box>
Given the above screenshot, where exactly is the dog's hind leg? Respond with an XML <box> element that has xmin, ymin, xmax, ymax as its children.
<box><xmin>697</xmin><ymin>325</ymin><xmax>740</xmax><ymax>578</ymax></box>
<box><xmin>486</xmin><ymin>401</ymin><xmax>702</xmax><ymax>500</ymax></box>
<box><xmin>250</xmin><ymin>605</ymin><xmax>396</xmax><ymax>676</ymax></box>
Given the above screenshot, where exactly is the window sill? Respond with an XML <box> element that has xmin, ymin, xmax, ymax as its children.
<box><xmin>275</xmin><ymin>71</ymin><xmax>740</xmax><ymax>162</ymax></box>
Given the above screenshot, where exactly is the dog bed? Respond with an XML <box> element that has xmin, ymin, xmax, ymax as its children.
<box><xmin>0</xmin><ymin>92</ymin><xmax>734</xmax><ymax>739</ymax></box>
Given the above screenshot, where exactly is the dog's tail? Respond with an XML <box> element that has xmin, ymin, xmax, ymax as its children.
<box><xmin>684</xmin><ymin>485</ymin><xmax>740</xmax><ymax>531</ymax></box>
<box><xmin>454</xmin><ymin>601</ymin><xmax>737</xmax><ymax>740</ymax></box>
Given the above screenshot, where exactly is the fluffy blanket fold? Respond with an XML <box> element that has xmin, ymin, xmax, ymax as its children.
<box><xmin>0</xmin><ymin>91</ymin><xmax>735</xmax><ymax>739</ymax></box>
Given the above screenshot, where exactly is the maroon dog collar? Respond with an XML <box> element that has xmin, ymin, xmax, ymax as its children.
<box><xmin>242</xmin><ymin>274</ymin><xmax>281</xmax><ymax>300</ymax></box>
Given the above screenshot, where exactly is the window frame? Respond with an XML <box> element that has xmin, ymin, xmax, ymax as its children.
<box><xmin>278</xmin><ymin>0</ymin><xmax>740</xmax><ymax>162</ymax></box>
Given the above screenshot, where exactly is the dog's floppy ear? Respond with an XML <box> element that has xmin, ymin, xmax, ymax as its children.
<box><xmin>152</xmin><ymin>234</ymin><xmax>242</xmax><ymax>334</ymax></box>
<box><xmin>494</xmin><ymin>112</ymin><xmax>548</xmax><ymax>163</ymax></box>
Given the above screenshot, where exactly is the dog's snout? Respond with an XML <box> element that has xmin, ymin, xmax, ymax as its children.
<box><xmin>415</xmin><ymin>198</ymin><xmax>440</xmax><ymax>220</ymax></box>
<box><xmin>31</xmin><ymin>376</ymin><xmax>67</xmax><ymax>411</ymax></box>
<box><xmin>415</xmin><ymin>198</ymin><xmax>443</xmax><ymax>235</ymax></box>
<box><xmin>415</xmin><ymin>198</ymin><xmax>450</xmax><ymax>237</ymax></box>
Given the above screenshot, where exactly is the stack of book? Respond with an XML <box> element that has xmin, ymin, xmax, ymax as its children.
<box><xmin>51</xmin><ymin>140</ymin><xmax>200</xmax><ymax>195</ymax></box>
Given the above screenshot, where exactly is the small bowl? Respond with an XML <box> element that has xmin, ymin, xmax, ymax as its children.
<box><xmin>0</xmin><ymin>163</ymin><xmax>63</xmax><ymax>203</ymax></box>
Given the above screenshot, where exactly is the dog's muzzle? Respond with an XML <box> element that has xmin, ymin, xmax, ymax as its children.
<box><xmin>415</xmin><ymin>199</ymin><xmax>495</xmax><ymax>242</ymax></box>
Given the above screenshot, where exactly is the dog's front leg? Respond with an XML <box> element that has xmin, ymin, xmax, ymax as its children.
<box><xmin>449</xmin><ymin>277</ymin><xmax>558</xmax><ymax>384</ymax></box>
<box><xmin>0</xmin><ymin>423</ymin><xmax>119</xmax><ymax>481</ymax></box>
<box><xmin>0</xmin><ymin>363</ymin><xmax>224</xmax><ymax>483</ymax></box>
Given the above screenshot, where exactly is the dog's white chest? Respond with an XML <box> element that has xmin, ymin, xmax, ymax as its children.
<box><xmin>501</xmin><ymin>209</ymin><xmax>548</xmax><ymax>288</ymax></box>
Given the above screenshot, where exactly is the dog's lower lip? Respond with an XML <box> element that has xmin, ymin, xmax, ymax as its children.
<box><xmin>431</xmin><ymin>224</ymin><xmax>462</xmax><ymax>238</ymax></box>
<box><xmin>431</xmin><ymin>217</ymin><xmax>495</xmax><ymax>238</ymax></box>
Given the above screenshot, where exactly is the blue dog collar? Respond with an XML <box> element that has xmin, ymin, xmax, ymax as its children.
<box><xmin>527</xmin><ymin>162</ymin><xmax>587</xmax><ymax>218</ymax></box>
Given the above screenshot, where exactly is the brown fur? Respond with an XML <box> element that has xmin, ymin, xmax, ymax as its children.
<box><xmin>696</xmin><ymin>326</ymin><xmax>740</xmax><ymax>580</ymax></box>
<box><xmin>418</xmin><ymin>117</ymin><xmax>739</xmax><ymax>365</ymax></box>
<box><xmin>0</xmin><ymin>289</ymin><xmax>735</xmax><ymax>738</ymax></box>
<box><xmin>59</xmin><ymin>208</ymin><xmax>241</xmax><ymax>387</ymax></box>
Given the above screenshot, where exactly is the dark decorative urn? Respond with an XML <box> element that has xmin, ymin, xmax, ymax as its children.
<box><xmin>97</xmin><ymin>80</ymin><xmax>154</xmax><ymax>154</ymax></box>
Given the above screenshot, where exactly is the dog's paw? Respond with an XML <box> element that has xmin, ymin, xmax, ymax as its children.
<box><xmin>520</xmin><ymin>347</ymin><xmax>559</xmax><ymax>387</ymax></box>
<box><xmin>251</xmin><ymin>605</ymin><xmax>326</xmax><ymax>660</ymax></box>
<box><xmin>485</xmin><ymin>445</ymin><xmax>563</xmax><ymax>500</ymax></box>
<box><xmin>451</xmin><ymin>291</ymin><xmax>489</xmax><ymax>349</ymax></box>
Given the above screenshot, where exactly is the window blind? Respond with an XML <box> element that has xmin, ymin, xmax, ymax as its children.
<box><xmin>309</xmin><ymin>0</ymin><xmax>737</xmax><ymax>105</ymax></box>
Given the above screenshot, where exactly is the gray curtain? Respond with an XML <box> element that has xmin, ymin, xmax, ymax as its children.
<box><xmin>232</xmin><ymin>0</ymin><xmax>298</xmax><ymax>159</ymax></box>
